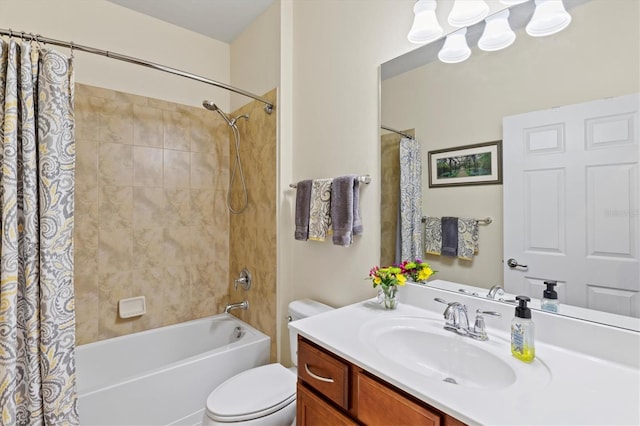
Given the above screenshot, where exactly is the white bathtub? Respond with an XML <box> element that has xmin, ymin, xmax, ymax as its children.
<box><xmin>76</xmin><ymin>314</ymin><xmax>270</xmax><ymax>426</ymax></box>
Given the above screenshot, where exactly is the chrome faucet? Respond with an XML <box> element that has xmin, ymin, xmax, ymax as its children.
<box><xmin>434</xmin><ymin>298</ymin><xmax>500</xmax><ymax>341</ymax></box>
<box><xmin>486</xmin><ymin>284</ymin><xmax>505</xmax><ymax>300</ymax></box>
<box><xmin>225</xmin><ymin>299</ymin><xmax>248</xmax><ymax>314</ymax></box>
<box><xmin>435</xmin><ymin>298</ymin><xmax>471</xmax><ymax>335</ymax></box>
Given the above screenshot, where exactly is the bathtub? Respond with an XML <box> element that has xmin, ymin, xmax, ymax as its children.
<box><xmin>76</xmin><ymin>314</ymin><xmax>270</xmax><ymax>426</ymax></box>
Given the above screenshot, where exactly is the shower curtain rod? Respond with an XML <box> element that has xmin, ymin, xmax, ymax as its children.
<box><xmin>381</xmin><ymin>125</ymin><xmax>414</xmax><ymax>140</ymax></box>
<box><xmin>0</xmin><ymin>28</ymin><xmax>274</xmax><ymax>114</ymax></box>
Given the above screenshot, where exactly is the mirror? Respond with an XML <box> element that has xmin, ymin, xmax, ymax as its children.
<box><xmin>380</xmin><ymin>0</ymin><xmax>640</xmax><ymax>330</ymax></box>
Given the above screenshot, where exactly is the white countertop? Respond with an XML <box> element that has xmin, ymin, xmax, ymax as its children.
<box><xmin>290</xmin><ymin>284</ymin><xmax>640</xmax><ymax>426</ymax></box>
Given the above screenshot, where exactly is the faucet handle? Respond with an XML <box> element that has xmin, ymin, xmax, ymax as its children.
<box><xmin>471</xmin><ymin>309</ymin><xmax>501</xmax><ymax>341</ymax></box>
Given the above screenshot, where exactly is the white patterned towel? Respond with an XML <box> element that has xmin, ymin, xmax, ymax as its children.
<box><xmin>308</xmin><ymin>178</ymin><xmax>333</xmax><ymax>241</ymax></box>
<box><xmin>457</xmin><ymin>218</ymin><xmax>479</xmax><ymax>260</ymax></box>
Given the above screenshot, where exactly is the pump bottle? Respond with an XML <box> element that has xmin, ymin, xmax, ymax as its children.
<box><xmin>511</xmin><ymin>295</ymin><xmax>535</xmax><ymax>362</ymax></box>
<box><xmin>541</xmin><ymin>281</ymin><xmax>559</xmax><ymax>312</ymax></box>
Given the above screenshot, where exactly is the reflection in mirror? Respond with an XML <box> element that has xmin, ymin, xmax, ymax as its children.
<box><xmin>380</xmin><ymin>0</ymin><xmax>639</xmax><ymax>330</ymax></box>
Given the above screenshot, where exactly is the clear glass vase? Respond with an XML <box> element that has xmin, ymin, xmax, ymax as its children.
<box><xmin>378</xmin><ymin>285</ymin><xmax>398</xmax><ymax>310</ymax></box>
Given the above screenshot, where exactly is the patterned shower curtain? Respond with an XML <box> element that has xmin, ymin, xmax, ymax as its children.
<box><xmin>399</xmin><ymin>137</ymin><xmax>422</xmax><ymax>262</ymax></box>
<box><xmin>0</xmin><ymin>39</ymin><xmax>78</xmax><ymax>425</ymax></box>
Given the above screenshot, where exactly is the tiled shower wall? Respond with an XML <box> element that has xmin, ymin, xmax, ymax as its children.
<box><xmin>228</xmin><ymin>89</ymin><xmax>278</xmax><ymax>361</ymax></box>
<box><xmin>73</xmin><ymin>83</ymin><xmax>232</xmax><ymax>345</ymax></box>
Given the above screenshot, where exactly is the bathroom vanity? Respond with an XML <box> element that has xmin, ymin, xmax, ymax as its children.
<box><xmin>290</xmin><ymin>283</ymin><xmax>640</xmax><ymax>425</ymax></box>
<box><xmin>297</xmin><ymin>336</ymin><xmax>464</xmax><ymax>425</ymax></box>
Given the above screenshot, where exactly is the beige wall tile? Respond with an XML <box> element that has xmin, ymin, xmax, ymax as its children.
<box><xmin>163</xmin><ymin>265</ymin><xmax>191</xmax><ymax>325</ymax></box>
<box><xmin>99</xmin><ymin>185</ymin><xmax>133</xmax><ymax>229</ymax></box>
<box><xmin>164</xmin><ymin>111</ymin><xmax>190</xmax><ymax>151</ymax></box>
<box><xmin>133</xmin><ymin>228</ymin><xmax>164</xmax><ymax>269</ymax></box>
<box><xmin>74</xmin><ymin>272</ymin><xmax>99</xmax><ymax>345</ymax></box>
<box><xmin>99</xmin><ymin>100</ymin><xmax>134</xmax><ymax>145</ymax></box>
<box><xmin>190</xmin><ymin>189</ymin><xmax>215</xmax><ymax>227</ymax></box>
<box><xmin>163</xmin><ymin>226</ymin><xmax>192</xmax><ymax>266</ymax></box>
<box><xmin>134</xmin><ymin>146</ymin><xmax>163</xmax><ymax>187</ymax></box>
<box><xmin>99</xmin><ymin>143</ymin><xmax>133</xmax><ymax>186</ymax></box>
<box><xmin>191</xmin><ymin>152</ymin><xmax>216</xmax><ymax>188</ymax></box>
<box><xmin>98</xmin><ymin>270</ymin><xmax>133</xmax><ymax>339</ymax></box>
<box><xmin>131</xmin><ymin>267</ymin><xmax>165</xmax><ymax>332</ymax></box>
<box><xmin>134</xmin><ymin>105</ymin><xmax>164</xmax><ymax>148</ymax></box>
<box><xmin>164</xmin><ymin>189</ymin><xmax>192</xmax><ymax>227</ymax></box>
<box><xmin>163</xmin><ymin>150</ymin><xmax>190</xmax><ymax>188</ymax></box>
<box><xmin>133</xmin><ymin>187</ymin><xmax>165</xmax><ymax>228</ymax></box>
<box><xmin>98</xmin><ymin>227</ymin><xmax>133</xmax><ymax>273</ymax></box>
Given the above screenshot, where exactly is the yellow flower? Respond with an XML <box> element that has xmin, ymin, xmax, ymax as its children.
<box><xmin>417</xmin><ymin>267</ymin><xmax>433</xmax><ymax>281</ymax></box>
<box><xmin>396</xmin><ymin>274</ymin><xmax>407</xmax><ymax>286</ymax></box>
<box><xmin>373</xmin><ymin>277</ymin><xmax>381</xmax><ymax>285</ymax></box>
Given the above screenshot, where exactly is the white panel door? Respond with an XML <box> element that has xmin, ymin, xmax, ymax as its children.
<box><xmin>503</xmin><ymin>94</ymin><xmax>639</xmax><ymax>317</ymax></box>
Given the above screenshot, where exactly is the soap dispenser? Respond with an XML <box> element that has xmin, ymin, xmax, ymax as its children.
<box><xmin>511</xmin><ymin>296</ymin><xmax>535</xmax><ymax>363</ymax></box>
<box><xmin>541</xmin><ymin>281</ymin><xmax>559</xmax><ymax>313</ymax></box>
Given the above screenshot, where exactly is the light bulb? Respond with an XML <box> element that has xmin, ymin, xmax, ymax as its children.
<box><xmin>408</xmin><ymin>0</ymin><xmax>443</xmax><ymax>44</ymax></box>
<box><xmin>438</xmin><ymin>28</ymin><xmax>471</xmax><ymax>63</ymax></box>
<box><xmin>478</xmin><ymin>9</ymin><xmax>516</xmax><ymax>51</ymax></box>
<box><xmin>526</xmin><ymin>0</ymin><xmax>572</xmax><ymax>37</ymax></box>
<box><xmin>448</xmin><ymin>0</ymin><xmax>490</xmax><ymax>27</ymax></box>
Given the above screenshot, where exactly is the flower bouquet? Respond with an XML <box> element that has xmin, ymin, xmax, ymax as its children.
<box><xmin>399</xmin><ymin>259</ymin><xmax>435</xmax><ymax>283</ymax></box>
<box><xmin>367</xmin><ymin>259</ymin><xmax>435</xmax><ymax>309</ymax></box>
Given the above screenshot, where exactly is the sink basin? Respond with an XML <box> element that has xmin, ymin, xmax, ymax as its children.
<box><xmin>359</xmin><ymin>316</ymin><xmax>550</xmax><ymax>390</ymax></box>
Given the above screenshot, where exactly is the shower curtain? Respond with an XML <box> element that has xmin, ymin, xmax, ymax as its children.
<box><xmin>399</xmin><ymin>137</ymin><xmax>422</xmax><ymax>262</ymax></box>
<box><xmin>0</xmin><ymin>39</ymin><xmax>78</xmax><ymax>425</ymax></box>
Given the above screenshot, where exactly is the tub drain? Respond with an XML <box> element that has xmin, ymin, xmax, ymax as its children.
<box><xmin>443</xmin><ymin>377</ymin><xmax>458</xmax><ymax>384</ymax></box>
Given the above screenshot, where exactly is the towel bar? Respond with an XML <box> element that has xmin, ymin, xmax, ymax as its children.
<box><xmin>289</xmin><ymin>174</ymin><xmax>371</xmax><ymax>189</ymax></box>
<box><xmin>421</xmin><ymin>216</ymin><xmax>492</xmax><ymax>225</ymax></box>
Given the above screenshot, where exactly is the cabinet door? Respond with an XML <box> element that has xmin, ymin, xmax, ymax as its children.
<box><xmin>357</xmin><ymin>372</ymin><xmax>442</xmax><ymax>426</ymax></box>
<box><xmin>297</xmin><ymin>383</ymin><xmax>357</xmax><ymax>426</ymax></box>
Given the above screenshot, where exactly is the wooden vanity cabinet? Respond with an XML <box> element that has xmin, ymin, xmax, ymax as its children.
<box><xmin>297</xmin><ymin>336</ymin><xmax>466</xmax><ymax>426</ymax></box>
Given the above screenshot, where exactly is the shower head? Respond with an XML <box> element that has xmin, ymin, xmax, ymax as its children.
<box><xmin>202</xmin><ymin>100</ymin><xmax>233</xmax><ymax>126</ymax></box>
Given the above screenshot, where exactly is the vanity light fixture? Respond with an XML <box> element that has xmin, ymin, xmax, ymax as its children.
<box><xmin>526</xmin><ymin>0</ymin><xmax>572</xmax><ymax>37</ymax></box>
<box><xmin>499</xmin><ymin>0</ymin><xmax>529</xmax><ymax>5</ymax></box>
<box><xmin>448</xmin><ymin>0</ymin><xmax>490</xmax><ymax>27</ymax></box>
<box><xmin>478</xmin><ymin>9</ymin><xmax>516</xmax><ymax>52</ymax></box>
<box><xmin>408</xmin><ymin>0</ymin><xmax>443</xmax><ymax>44</ymax></box>
<box><xmin>438</xmin><ymin>28</ymin><xmax>471</xmax><ymax>63</ymax></box>
<box><xmin>417</xmin><ymin>0</ymin><xmax>573</xmax><ymax>64</ymax></box>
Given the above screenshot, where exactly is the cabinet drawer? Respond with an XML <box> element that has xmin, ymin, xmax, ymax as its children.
<box><xmin>298</xmin><ymin>337</ymin><xmax>349</xmax><ymax>409</ymax></box>
<box><xmin>357</xmin><ymin>372</ymin><xmax>442</xmax><ymax>426</ymax></box>
<box><xmin>297</xmin><ymin>383</ymin><xmax>357</xmax><ymax>426</ymax></box>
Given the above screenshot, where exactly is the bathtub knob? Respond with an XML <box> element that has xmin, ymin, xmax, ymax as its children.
<box><xmin>234</xmin><ymin>268</ymin><xmax>252</xmax><ymax>291</ymax></box>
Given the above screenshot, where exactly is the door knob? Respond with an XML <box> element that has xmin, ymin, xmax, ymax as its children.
<box><xmin>507</xmin><ymin>258</ymin><xmax>528</xmax><ymax>268</ymax></box>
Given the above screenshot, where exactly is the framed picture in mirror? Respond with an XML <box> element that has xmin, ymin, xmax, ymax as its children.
<box><xmin>428</xmin><ymin>140</ymin><xmax>502</xmax><ymax>188</ymax></box>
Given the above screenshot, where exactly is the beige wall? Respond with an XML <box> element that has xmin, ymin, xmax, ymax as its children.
<box><xmin>277</xmin><ymin>0</ymin><xmax>417</xmax><ymax>366</ymax></box>
<box><xmin>381</xmin><ymin>0</ymin><xmax>640</xmax><ymax>289</ymax></box>
<box><xmin>0</xmin><ymin>0</ymin><xmax>230</xmax><ymax>109</ymax></box>
<box><xmin>230</xmin><ymin>1</ymin><xmax>281</xmax><ymax>112</ymax></box>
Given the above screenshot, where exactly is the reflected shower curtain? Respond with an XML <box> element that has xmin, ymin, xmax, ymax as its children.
<box><xmin>0</xmin><ymin>40</ymin><xmax>78</xmax><ymax>425</ymax></box>
<box><xmin>399</xmin><ymin>137</ymin><xmax>422</xmax><ymax>262</ymax></box>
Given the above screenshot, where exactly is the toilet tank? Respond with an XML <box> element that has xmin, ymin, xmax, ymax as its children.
<box><xmin>288</xmin><ymin>299</ymin><xmax>334</xmax><ymax>366</ymax></box>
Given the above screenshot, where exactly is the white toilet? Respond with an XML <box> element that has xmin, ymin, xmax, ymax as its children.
<box><xmin>203</xmin><ymin>299</ymin><xmax>334</xmax><ymax>426</ymax></box>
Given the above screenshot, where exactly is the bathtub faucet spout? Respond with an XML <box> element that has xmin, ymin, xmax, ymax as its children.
<box><xmin>225</xmin><ymin>299</ymin><xmax>249</xmax><ymax>314</ymax></box>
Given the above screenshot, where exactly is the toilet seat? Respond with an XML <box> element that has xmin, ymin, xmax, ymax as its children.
<box><xmin>205</xmin><ymin>363</ymin><xmax>296</xmax><ymax>423</ymax></box>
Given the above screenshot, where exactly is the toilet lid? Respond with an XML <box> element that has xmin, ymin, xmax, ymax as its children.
<box><xmin>206</xmin><ymin>363</ymin><xmax>296</xmax><ymax>422</ymax></box>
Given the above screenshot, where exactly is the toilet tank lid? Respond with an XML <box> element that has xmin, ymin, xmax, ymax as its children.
<box><xmin>288</xmin><ymin>298</ymin><xmax>334</xmax><ymax>319</ymax></box>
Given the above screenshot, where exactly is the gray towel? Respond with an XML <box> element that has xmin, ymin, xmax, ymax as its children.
<box><xmin>331</xmin><ymin>175</ymin><xmax>357</xmax><ymax>246</ymax></box>
<box><xmin>441</xmin><ymin>216</ymin><xmax>458</xmax><ymax>257</ymax></box>
<box><xmin>353</xmin><ymin>180</ymin><xmax>363</xmax><ymax>236</ymax></box>
<box><xmin>294</xmin><ymin>180</ymin><xmax>312</xmax><ymax>241</ymax></box>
